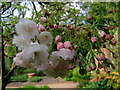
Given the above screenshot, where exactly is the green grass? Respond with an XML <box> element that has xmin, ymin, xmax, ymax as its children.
<box><xmin>22</xmin><ymin>85</ymin><xmax>50</xmax><ymax>89</ymax></box>
<box><xmin>39</xmin><ymin>85</ymin><xmax>50</xmax><ymax>88</ymax></box>
<box><xmin>10</xmin><ymin>74</ymin><xmax>28</xmax><ymax>82</ymax></box>
<box><xmin>27</xmin><ymin>76</ymin><xmax>43</xmax><ymax>82</ymax></box>
<box><xmin>10</xmin><ymin>74</ymin><xmax>43</xmax><ymax>82</ymax></box>
<box><xmin>6</xmin><ymin>85</ymin><xmax>50</xmax><ymax>90</ymax></box>
<box><xmin>23</xmin><ymin>68</ymin><xmax>46</xmax><ymax>76</ymax></box>
<box><xmin>22</xmin><ymin>84</ymin><xmax>38</xmax><ymax>88</ymax></box>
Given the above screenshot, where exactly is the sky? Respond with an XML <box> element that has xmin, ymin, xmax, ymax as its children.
<box><xmin>13</xmin><ymin>1</ymin><xmax>89</xmax><ymax>18</ymax></box>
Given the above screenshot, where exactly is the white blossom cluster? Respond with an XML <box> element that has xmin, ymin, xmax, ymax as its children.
<box><xmin>13</xmin><ymin>19</ymin><xmax>75</xmax><ymax>78</ymax></box>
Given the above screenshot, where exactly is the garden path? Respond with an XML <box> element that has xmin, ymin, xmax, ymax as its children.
<box><xmin>6</xmin><ymin>76</ymin><xmax>79</xmax><ymax>88</ymax></box>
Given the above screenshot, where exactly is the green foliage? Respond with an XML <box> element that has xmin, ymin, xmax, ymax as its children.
<box><xmin>23</xmin><ymin>68</ymin><xmax>46</xmax><ymax>76</ymax></box>
<box><xmin>6</xmin><ymin>85</ymin><xmax>50</xmax><ymax>90</ymax></box>
<box><xmin>10</xmin><ymin>73</ymin><xmax>43</xmax><ymax>82</ymax></box>
<box><xmin>27</xmin><ymin>76</ymin><xmax>43</xmax><ymax>82</ymax></box>
<box><xmin>77</xmin><ymin>71</ymin><xmax>120</xmax><ymax>89</ymax></box>
<box><xmin>10</xmin><ymin>74</ymin><xmax>28</xmax><ymax>82</ymax></box>
<box><xmin>39</xmin><ymin>85</ymin><xmax>50</xmax><ymax>89</ymax></box>
<box><xmin>21</xmin><ymin>85</ymin><xmax>50</xmax><ymax>90</ymax></box>
<box><xmin>78</xmin><ymin>78</ymin><xmax>120</xmax><ymax>89</ymax></box>
<box><xmin>64</xmin><ymin>67</ymin><xmax>91</xmax><ymax>82</ymax></box>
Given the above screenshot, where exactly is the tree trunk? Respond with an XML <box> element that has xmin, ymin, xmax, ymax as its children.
<box><xmin>0</xmin><ymin>20</ymin><xmax>5</xmax><ymax>89</ymax></box>
<box><xmin>0</xmin><ymin>25</ymin><xmax>3</xmax><ymax>90</ymax></box>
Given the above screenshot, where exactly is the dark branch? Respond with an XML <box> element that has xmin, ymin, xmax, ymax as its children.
<box><xmin>2</xmin><ymin>2</ymin><xmax>11</xmax><ymax>14</ymax></box>
<box><xmin>38</xmin><ymin>2</ymin><xmax>44</xmax><ymax>8</ymax></box>
<box><xmin>32</xmin><ymin>2</ymin><xmax>37</xmax><ymax>15</ymax></box>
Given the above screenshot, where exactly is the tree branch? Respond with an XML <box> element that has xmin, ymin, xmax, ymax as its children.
<box><xmin>2</xmin><ymin>2</ymin><xmax>11</xmax><ymax>14</ymax></box>
<box><xmin>32</xmin><ymin>2</ymin><xmax>37</xmax><ymax>15</ymax></box>
<box><xmin>38</xmin><ymin>2</ymin><xmax>44</xmax><ymax>8</ymax></box>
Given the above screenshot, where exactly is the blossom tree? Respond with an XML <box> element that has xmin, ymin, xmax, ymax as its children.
<box><xmin>13</xmin><ymin>2</ymin><xmax>119</xmax><ymax>78</ymax></box>
<box><xmin>0</xmin><ymin>1</ymin><xmax>120</xmax><ymax>89</ymax></box>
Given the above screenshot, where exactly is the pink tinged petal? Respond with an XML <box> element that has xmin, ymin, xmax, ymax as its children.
<box><xmin>53</xmin><ymin>24</ymin><xmax>59</xmax><ymax>29</ymax></box>
<box><xmin>64</xmin><ymin>41</ymin><xmax>72</xmax><ymax>49</ymax></box>
<box><xmin>86</xmin><ymin>66</ymin><xmax>91</xmax><ymax>72</ymax></box>
<box><xmin>74</xmin><ymin>45</ymin><xmax>78</xmax><ymax>50</ymax></box>
<box><xmin>105</xmin><ymin>34</ymin><xmax>113</xmax><ymax>40</ymax></box>
<box><xmin>39</xmin><ymin>24</ymin><xmax>45</xmax><ymax>32</ymax></box>
<box><xmin>111</xmin><ymin>40</ymin><xmax>117</xmax><ymax>45</ymax></box>
<box><xmin>16</xmin><ymin>19</ymin><xmax>38</xmax><ymax>39</ymax></box>
<box><xmin>91</xmin><ymin>37</ymin><xmax>97</xmax><ymax>43</ymax></box>
<box><xmin>59</xmin><ymin>48</ymin><xmax>74</xmax><ymax>60</ymax></box>
<box><xmin>98</xmin><ymin>54</ymin><xmax>106</xmax><ymax>61</ymax></box>
<box><xmin>71</xmin><ymin>49</ymin><xmax>75</xmax><ymax>55</ymax></box>
<box><xmin>70</xmin><ymin>26</ymin><xmax>75</xmax><ymax>29</ymax></box>
<box><xmin>105</xmin><ymin>68</ymin><xmax>110</xmax><ymax>73</ymax></box>
<box><xmin>57</xmin><ymin>42</ymin><xmax>64</xmax><ymax>50</ymax></box>
<box><xmin>99</xmin><ymin>30</ymin><xmax>106</xmax><ymax>38</ymax></box>
<box><xmin>55</xmin><ymin>35</ymin><xmax>62</xmax><ymax>43</ymax></box>
<box><xmin>40</xmin><ymin>17</ymin><xmax>46</xmax><ymax>23</ymax></box>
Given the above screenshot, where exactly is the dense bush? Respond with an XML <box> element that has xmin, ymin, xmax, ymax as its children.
<box><xmin>64</xmin><ymin>67</ymin><xmax>91</xmax><ymax>82</ymax></box>
<box><xmin>77</xmin><ymin>71</ymin><xmax>120</xmax><ymax>89</ymax></box>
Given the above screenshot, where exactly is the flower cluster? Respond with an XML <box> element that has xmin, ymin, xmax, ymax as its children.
<box><xmin>91</xmin><ymin>30</ymin><xmax>117</xmax><ymax>46</ymax></box>
<box><xmin>13</xmin><ymin>15</ymin><xmax>118</xmax><ymax>77</ymax></box>
<box><xmin>89</xmin><ymin>29</ymin><xmax>117</xmax><ymax>74</ymax></box>
<box><xmin>13</xmin><ymin>18</ymin><xmax>75</xmax><ymax>78</ymax></box>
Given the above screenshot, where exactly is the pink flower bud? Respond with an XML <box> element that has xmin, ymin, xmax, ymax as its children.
<box><xmin>64</xmin><ymin>41</ymin><xmax>72</xmax><ymax>49</ymax></box>
<box><xmin>86</xmin><ymin>66</ymin><xmax>91</xmax><ymax>72</ymax></box>
<box><xmin>110</xmin><ymin>26</ymin><xmax>114</xmax><ymax>30</ymax></box>
<box><xmin>107</xmin><ymin>63</ymin><xmax>110</xmax><ymax>67</ymax></box>
<box><xmin>90</xmin><ymin>63</ymin><xmax>96</xmax><ymax>70</ymax></box>
<box><xmin>74</xmin><ymin>45</ymin><xmax>78</xmax><ymax>50</ymax></box>
<box><xmin>98</xmin><ymin>54</ymin><xmax>106</xmax><ymax>61</ymax></box>
<box><xmin>70</xmin><ymin>26</ymin><xmax>75</xmax><ymax>29</ymax></box>
<box><xmin>53</xmin><ymin>24</ymin><xmax>59</xmax><ymax>29</ymax></box>
<box><xmin>55</xmin><ymin>35</ymin><xmax>62</xmax><ymax>43</ymax></box>
<box><xmin>67</xmin><ymin>24</ymin><xmax>71</xmax><ymax>27</ymax></box>
<box><xmin>108</xmin><ymin>60</ymin><xmax>112</xmax><ymax>64</ymax></box>
<box><xmin>100</xmin><ymin>40</ymin><xmax>104</xmax><ymax>44</ymax></box>
<box><xmin>105</xmin><ymin>35</ymin><xmax>109</xmax><ymax>40</ymax></box>
<box><xmin>98</xmin><ymin>64</ymin><xmax>103</xmax><ymax>69</ymax></box>
<box><xmin>104</xmin><ymin>26</ymin><xmax>110</xmax><ymax>31</ymax></box>
<box><xmin>87</xmin><ymin>16</ymin><xmax>92</xmax><ymax>20</ymax></box>
<box><xmin>99</xmin><ymin>30</ymin><xmax>106</xmax><ymax>38</ymax></box>
<box><xmin>111</xmin><ymin>64</ymin><xmax>116</xmax><ymax>69</ymax></box>
<box><xmin>91</xmin><ymin>37</ymin><xmax>97</xmax><ymax>43</ymax></box>
<box><xmin>105</xmin><ymin>34</ymin><xmax>111</xmax><ymax>40</ymax></box>
<box><xmin>109</xmin><ymin>34</ymin><xmax>114</xmax><ymax>39</ymax></box>
<box><xmin>71</xmin><ymin>49</ymin><xmax>75</xmax><ymax>55</ymax></box>
<box><xmin>96</xmin><ymin>69</ymin><xmax>100</xmax><ymax>74</ymax></box>
<box><xmin>105</xmin><ymin>68</ymin><xmax>110</xmax><ymax>73</ymax></box>
<box><xmin>39</xmin><ymin>24</ymin><xmax>45</xmax><ymax>32</ymax></box>
<box><xmin>57</xmin><ymin>42</ymin><xmax>64</xmax><ymax>50</ymax></box>
<box><xmin>40</xmin><ymin>17</ymin><xmax>46</xmax><ymax>23</ymax></box>
<box><xmin>111</xmin><ymin>40</ymin><xmax>117</xmax><ymax>45</ymax></box>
